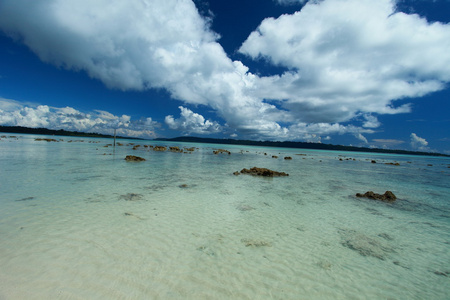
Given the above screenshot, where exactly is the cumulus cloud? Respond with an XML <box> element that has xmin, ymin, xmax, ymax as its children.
<box><xmin>165</xmin><ymin>106</ymin><xmax>221</xmax><ymax>135</ymax></box>
<box><xmin>410</xmin><ymin>133</ymin><xmax>429</xmax><ymax>151</ymax></box>
<box><xmin>0</xmin><ymin>98</ymin><xmax>159</xmax><ymax>138</ymax></box>
<box><xmin>0</xmin><ymin>0</ymin><xmax>449</xmax><ymax>142</ymax></box>
<box><xmin>240</xmin><ymin>0</ymin><xmax>450</xmax><ymax>123</ymax></box>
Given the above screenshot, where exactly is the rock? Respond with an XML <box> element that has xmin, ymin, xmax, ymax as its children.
<box><xmin>371</xmin><ymin>160</ymin><xmax>377</xmax><ymax>163</ymax></box>
<box><xmin>235</xmin><ymin>167</ymin><xmax>289</xmax><ymax>177</ymax></box>
<box><xmin>132</xmin><ymin>145</ymin><xmax>141</xmax><ymax>150</ymax></box>
<box><xmin>385</xmin><ymin>162</ymin><xmax>400</xmax><ymax>166</ymax></box>
<box><xmin>169</xmin><ymin>146</ymin><xmax>182</xmax><ymax>152</ymax></box>
<box><xmin>272</xmin><ymin>155</ymin><xmax>278</xmax><ymax>159</ymax></box>
<box><xmin>284</xmin><ymin>156</ymin><xmax>292</xmax><ymax>160</ymax></box>
<box><xmin>153</xmin><ymin>146</ymin><xmax>167</xmax><ymax>151</ymax></box>
<box><xmin>125</xmin><ymin>155</ymin><xmax>146</xmax><ymax>162</ymax></box>
<box><xmin>35</xmin><ymin>138</ymin><xmax>58</xmax><ymax>142</ymax></box>
<box><xmin>356</xmin><ymin>191</ymin><xmax>397</xmax><ymax>202</ymax></box>
<box><xmin>213</xmin><ymin>149</ymin><xmax>231</xmax><ymax>155</ymax></box>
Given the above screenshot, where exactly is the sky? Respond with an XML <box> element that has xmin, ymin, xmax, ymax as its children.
<box><xmin>0</xmin><ymin>0</ymin><xmax>449</xmax><ymax>153</ymax></box>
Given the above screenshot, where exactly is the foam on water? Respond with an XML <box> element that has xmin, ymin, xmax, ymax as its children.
<box><xmin>0</xmin><ymin>134</ymin><xmax>449</xmax><ymax>299</ymax></box>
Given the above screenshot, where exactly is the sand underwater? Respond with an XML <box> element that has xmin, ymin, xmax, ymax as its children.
<box><xmin>0</xmin><ymin>134</ymin><xmax>449</xmax><ymax>299</ymax></box>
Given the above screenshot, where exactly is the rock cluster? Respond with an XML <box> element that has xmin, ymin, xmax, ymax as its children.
<box><xmin>233</xmin><ymin>167</ymin><xmax>289</xmax><ymax>177</ymax></box>
<box><xmin>124</xmin><ymin>155</ymin><xmax>146</xmax><ymax>162</ymax></box>
<box><xmin>35</xmin><ymin>138</ymin><xmax>58</xmax><ymax>142</ymax></box>
<box><xmin>153</xmin><ymin>146</ymin><xmax>167</xmax><ymax>151</ymax></box>
<box><xmin>213</xmin><ymin>149</ymin><xmax>231</xmax><ymax>155</ymax></box>
<box><xmin>356</xmin><ymin>191</ymin><xmax>397</xmax><ymax>202</ymax></box>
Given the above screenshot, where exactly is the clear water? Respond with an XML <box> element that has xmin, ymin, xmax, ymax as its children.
<box><xmin>0</xmin><ymin>134</ymin><xmax>449</xmax><ymax>299</ymax></box>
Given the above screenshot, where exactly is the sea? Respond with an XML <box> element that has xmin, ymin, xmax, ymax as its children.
<box><xmin>0</xmin><ymin>133</ymin><xmax>449</xmax><ymax>300</ymax></box>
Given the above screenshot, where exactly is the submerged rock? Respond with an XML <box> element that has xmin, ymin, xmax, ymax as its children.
<box><xmin>241</xmin><ymin>238</ymin><xmax>272</xmax><ymax>247</ymax></box>
<box><xmin>125</xmin><ymin>155</ymin><xmax>146</xmax><ymax>162</ymax></box>
<box><xmin>234</xmin><ymin>167</ymin><xmax>289</xmax><ymax>177</ymax></box>
<box><xmin>339</xmin><ymin>229</ymin><xmax>395</xmax><ymax>260</ymax></box>
<box><xmin>119</xmin><ymin>193</ymin><xmax>144</xmax><ymax>201</ymax></box>
<box><xmin>356</xmin><ymin>191</ymin><xmax>397</xmax><ymax>202</ymax></box>
<box><xmin>213</xmin><ymin>149</ymin><xmax>231</xmax><ymax>155</ymax></box>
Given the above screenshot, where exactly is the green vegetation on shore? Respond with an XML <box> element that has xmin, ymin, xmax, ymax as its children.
<box><xmin>0</xmin><ymin>125</ymin><xmax>139</xmax><ymax>140</ymax></box>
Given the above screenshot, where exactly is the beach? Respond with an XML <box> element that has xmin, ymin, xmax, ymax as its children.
<box><xmin>0</xmin><ymin>134</ymin><xmax>449</xmax><ymax>299</ymax></box>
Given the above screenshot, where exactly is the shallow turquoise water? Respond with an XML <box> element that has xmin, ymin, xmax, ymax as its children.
<box><xmin>0</xmin><ymin>134</ymin><xmax>449</xmax><ymax>299</ymax></box>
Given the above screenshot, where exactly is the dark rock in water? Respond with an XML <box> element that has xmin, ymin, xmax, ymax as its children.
<box><xmin>234</xmin><ymin>167</ymin><xmax>289</xmax><ymax>177</ymax></box>
<box><xmin>213</xmin><ymin>149</ymin><xmax>231</xmax><ymax>155</ymax></box>
<box><xmin>179</xmin><ymin>184</ymin><xmax>188</xmax><ymax>188</ymax></box>
<box><xmin>35</xmin><ymin>138</ymin><xmax>58</xmax><ymax>142</ymax></box>
<box><xmin>284</xmin><ymin>156</ymin><xmax>292</xmax><ymax>160</ymax></box>
<box><xmin>170</xmin><ymin>146</ymin><xmax>182</xmax><ymax>152</ymax></box>
<box><xmin>153</xmin><ymin>146</ymin><xmax>167</xmax><ymax>151</ymax></box>
<box><xmin>125</xmin><ymin>155</ymin><xmax>146</xmax><ymax>162</ymax></box>
<box><xmin>356</xmin><ymin>191</ymin><xmax>397</xmax><ymax>202</ymax></box>
<box><xmin>371</xmin><ymin>160</ymin><xmax>377</xmax><ymax>163</ymax></box>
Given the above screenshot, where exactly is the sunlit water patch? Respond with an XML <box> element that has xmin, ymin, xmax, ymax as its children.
<box><xmin>0</xmin><ymin>134</ymin><xmax>449</xmax><ymax>299</ymax></box>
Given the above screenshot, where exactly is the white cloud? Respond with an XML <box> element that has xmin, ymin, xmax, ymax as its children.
<box><xmin>410</xmin><ymin>133</ymin><xmax>429</xmax><ymax>151</ymax></box>
<box><xmin>240</xmin><ymin>0</ymin><xmax>450</xmax><ymax>123</ymax></box>
<box><xmin>354</xmin><ymin>133</ymin><xmax>368</xmax><ymax>144</ymax></box>
<box><xmin>362</xmin><ymin>114</ymin><xmax>381</xmax><ymax>128</ymax></box>
<box><xmin>0</xmin><ymin>98</ymin><xmax>159</xmax><ymax>138</ymax></box>
<box><xmin>165</xmin><ymin>106</ymin><xmax>221</xmax><ymax>135</ymax></box>
<box><xmin>1</xmin><ymin>0</ymin><xmax>449</xmax><ymax>143</ymax></box>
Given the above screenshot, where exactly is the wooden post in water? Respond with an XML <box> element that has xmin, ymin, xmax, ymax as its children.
<box><xmin>114</xmin><ymin>128</ymin><xmax>116</xmax><ymax>147</ymax></box>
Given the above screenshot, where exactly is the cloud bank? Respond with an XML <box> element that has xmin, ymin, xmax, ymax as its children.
<box><xmin>165</xmin><ymin>106</ymin><xmax>221</xmax><ymax>135</ymax></box>
<box><xmin>0</xmin><ymin>98</ymin><xmax>159</xmax><ymax>138</ymax></box>
<box><xmin>1</xmin><ymin>0</ymin><xmax>450</xmax><ymax>142</ymax></box>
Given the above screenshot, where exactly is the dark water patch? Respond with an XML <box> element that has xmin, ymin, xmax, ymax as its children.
<box><xmin>433</xmin><ymin>270</ymin><xmax>450</xmax><ymax>277</ymax></box>
<box><xmin>339</xmin><ymin>228</ymin><xmax>396</xmax><ymax>260</ymax></box>
<box><xmin>124</xmin><ymin>212</ymin><xmax>145</xmax><ymax>220</ymax></box>
<box><xmin>378</xmin><ymin>233</ymin><xmax>394</xmax><ymax>241</ymax></box>
<box><xmin>144</xmin><ymin>184</ymin><xmax>167</xmax><ymax>192</ymax></box>
<box><xmin>394</xmin><ymin>198</ymin><xmax>450</xmax><ymax>217</ymax></box>
<box><xmin>409</xmin><ymin>221</ymin><xmax>442</xmax><ymax>229</ymax></box>
<box><xmin>236</xmin><ymin>204</ymin><xmax>255</xmax><ymax>211</ymax></box>
<box><xmin>15</xmin><ymin>197</ymin><xmax>35</xmax><ymax>202</ymax></box>
<box><xmin>393</xmin><ymin>261</ymin><xmax>410</xmax><ymax>269</ymax></box>
<box><xmin>119</xmin><ymin>193</ymin><xmax>144</xmax><ymax>201</ymax></box>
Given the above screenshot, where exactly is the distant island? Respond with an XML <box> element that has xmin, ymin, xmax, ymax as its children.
<box><xmin>0</xmin><ymin>125</ymin><xmax>138</xmax><ymax>140</ymax></box>
<box><xmin>156</xmin><ymin>136</ymin><xmax>450</xmax><ymax>158</ymax></box>
<box><xmin>1</xmin><ymin>125</ymin><xmax>448</xmax><ymax>157</ymax></box>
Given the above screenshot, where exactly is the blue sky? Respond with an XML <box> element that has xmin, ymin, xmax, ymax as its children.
<box><xmin>0</xmin><ymin>0</ymin><xmax>449</xmax><ymax>153</ymax></box>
